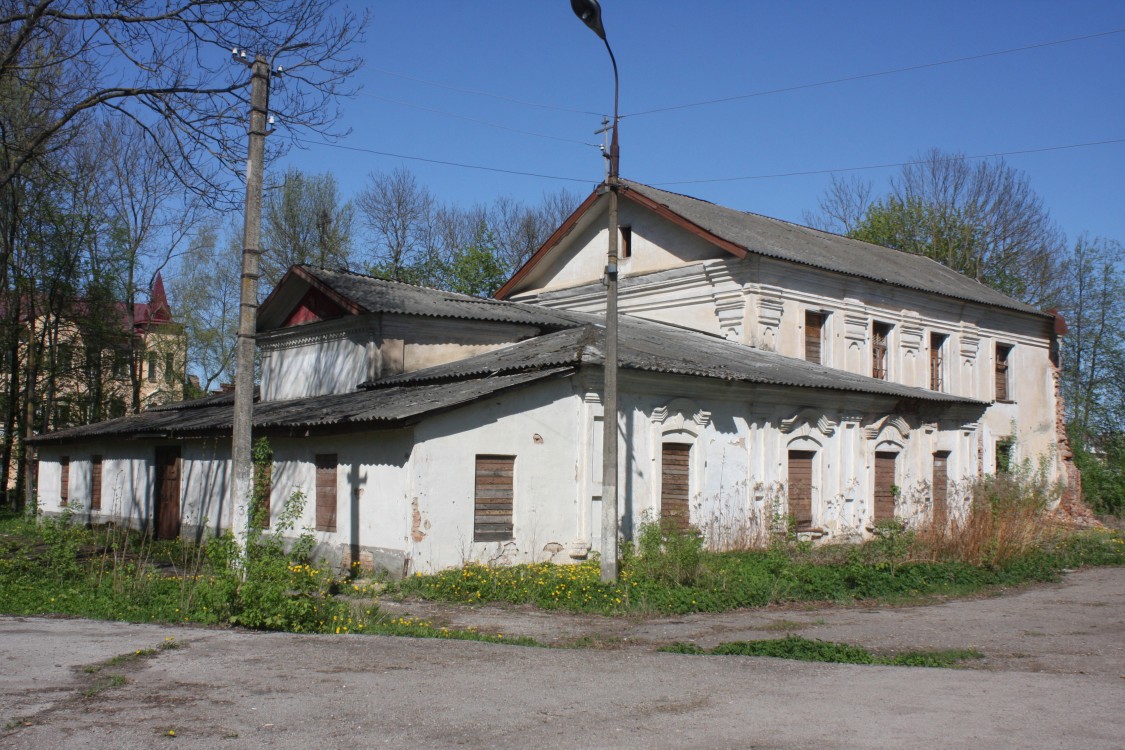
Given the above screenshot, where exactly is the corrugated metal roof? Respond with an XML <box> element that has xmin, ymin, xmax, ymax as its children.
<box><xmin>298</xmin><ymin>266</ymin><xmax>590</xmax><ymax>328</ymax></box>
<box><xmin>29</xmin><ymin>369</ymin><xmax>574</xmax><ymax>445</ymax></box>
<box><xmin>369</xmin><ymin>314</ymin><xmax>981</xmax><ymax>405</ymax></box>
<box><xmin>621</xmin><ymin>180</ymin><xmax>1048</xmax><ymax>318</ymax></box>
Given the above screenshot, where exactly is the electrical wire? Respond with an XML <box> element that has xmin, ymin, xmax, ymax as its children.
<box><xmin>290</xmin><ymin>137</ymin><xmax>595</xmax><ymax>184</ymax></box>
<box><xmin>625</xmin><ymin>28</ymin><xmax>1125</xmax><ymax>118</ymax></box>
<box><xmin>357</xmin><ymin>90</ymin><xmax>600</xmax><ymax>148</ymax></box>
<box><xmin>654</xmin><ymin>138</ymin><xmax>1125</xmax><ymax>186</ymax></box>
<box><xmin>291</xmin><ymin>135</ymin><xmax>1123</xmax><ymax>188</ymax></box>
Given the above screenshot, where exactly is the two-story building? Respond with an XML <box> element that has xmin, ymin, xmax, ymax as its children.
<box><xmin>30</xmin><ymin>182</ymin><xmax>1072</xmax><ymax>574</ymax></box>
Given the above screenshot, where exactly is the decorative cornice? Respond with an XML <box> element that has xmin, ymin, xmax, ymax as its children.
<box><xmin>960</xmin><ymin>326</ymin><xmax>980</xmax><ymax>363</ymax></box>
<box><xmin>780</xmin><ymin>407</ymin><xmax>838</xmax><ymax>437</ymax></box>
<box><xmin>259</xmin><ymin>319</ymin><xmax>355</xmax><ymax>352</ymax></box>
<box><xmin>651</xmin><ymin>398</ymin><xmax>711</xmax><ymax>435</ymax></box>
<box><xmin>863</xmin><ymin>414</ymin><xmax>912</xmax><ymax>441</ymax></box>
<box><xmin>712</xmin><ymin>285</ymin><xmax>746</xmax><ymax>342</ymax></box>
<box><xmin>901</xmin><ymin>313</ymin><xmax>923</xmax><ymax>353</ymax></box>
<box><xmin>844</xmin><ymin>300</ymin><xmax>868</xmax><ymax>348</ymax></box>
<box><xmin>756</xmin><ymin>285</ymin><xmax>784</xmax><ymax>327</ymax></box>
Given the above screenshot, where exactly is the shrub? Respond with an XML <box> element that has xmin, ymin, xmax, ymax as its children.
<box><xmin>1073</xmin><ymin>433</ymin><xmax>1125</xmax><ymax>517</ymax></box>
<box><xmin>913</xmin><ymin>467</ymin><xmax>1056</xmax><ymax>567</ymax></box>
<box><xmin>206</xmin><ymin>488</ymin><xmax>358</xmax><ymax>633</ymax></box>
<box><xmin>627</xmin><ymin>519</ymin><xmax>707</xmax><ymax>586</ymax></box>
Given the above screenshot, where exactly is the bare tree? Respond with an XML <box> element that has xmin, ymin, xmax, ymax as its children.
<box><xmin>1060</xmin><ymin>235</ymin><xmax>1125</xmax><ymax>438</ymax></box>
<box><xmin>808</xmin><ymin>150</ymin><xmax>1068</xmax><ymax>307</ymax></box>
<box><xmin>260</xmin><ymin>167</ymin><xmax>354</xmax><ymax>290</ymax></box>
<box><xmin>168</xmin><ymin>221</ymin><xmax>241</xmax><ymax>392</ymax></box>
<box><xmin>0</xmin><ymin>0</ymin><xmax>366</xmax><ymax>204</ymax></box>
<box><xmin>802</xmin><ymin>176</ymin><xmax>873</xmax><ymax>234</ymax></box>
<box><xmin>356</xmin><ymin>167</ymin><xmax>437</xmax><ymax>283</ymax></box>
<box><xmin>96</xmin><ymin>118</ymin><xmax>200</xmax><ymax>410</ymax></box>
<box><xmin>489</xmin><ymin>187</ymin><xmax>583</xmax><ymax>273</ymax></box>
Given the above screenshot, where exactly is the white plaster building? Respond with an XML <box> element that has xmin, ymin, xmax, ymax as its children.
<box><xmin>31</xmin><ymin>181</ymin><xmax>1073</xmax><ymax>574</ymax></box>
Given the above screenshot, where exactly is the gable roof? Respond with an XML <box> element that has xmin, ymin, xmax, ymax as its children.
<box><xmin>259</xmin><ymin>265</ymin><xmax>587</xmax><ymax>332</ymax></box>
<box><xmin>28</xmin><ymin>368</ymin><xmax>574</xmax><ymax>445</ymax></box>
<box><xmin>32</xmin><ymin>306</ymin><xmax>981</xmax><ymax>447</ymax></box>
<box><xmin>497</xmin><ymin>180</ymin><xmax>1048</xmax><ymax>319</ymax></box>
<box><xmin>367</xmin><ymin>313</ymin><xmax>982</xmax><ymax>406</ymax></box>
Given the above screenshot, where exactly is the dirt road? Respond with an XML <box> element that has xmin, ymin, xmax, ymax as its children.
<box><xmin>1</xmin><ymin>568</ymin><xmax>1122</xmax><ymax>749</ymax></box>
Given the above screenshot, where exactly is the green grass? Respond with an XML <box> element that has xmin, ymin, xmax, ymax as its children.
<box><xmin>0</xmin><ymin>510</ymin><xmax>534</xmax><ymax>644</ymax></box>
<box><xmin>659</xmin><ymin>635</ymin><xmax>984</xmax><ymax>668</ymax></box>
<box><xmin>4</xmin><ymin>506</ymin><xmax>1122</xmax><ymax>639</ymax></box>
<box><xmin>83</xmin><ymin>673</ymin><xmax>128</xmax><ymax>698</ymax></box>
<box><xmin>395</xmin><ymin>526</ymin><xmax>1125</xmax><ymax>616</ymax></box>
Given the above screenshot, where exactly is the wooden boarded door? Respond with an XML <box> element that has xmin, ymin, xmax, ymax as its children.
<box><xmin>90</xmin><ymin>456</ymin><xmax>103</xmax><ymax>511</ymax></box>
<box><xmin>787</xmin><ymin>450</ymin><xmax>815</xmax><ymax>529</ymax></box>
<box><xmin>661</xmin><ymin>444</ymin><xmax>691</xmax><ymax>530</ymax></box>
<box><xmin>315</xmin><ymin>454</ymin><xmax>338</xmax><ymax>532</ymax></box>
<box><xmin>804</xmin><ymin>312</ymin><xmax>824</xmax><ymax>364</ymax></box>
<box><xmin>474</xmin><ymin>455</ymin><xmax>515</xmax><ymax>541</ymax></box>
<box><xmin>932</xmin><ymin>452</ymin><xmax>950</xmax><ymax>529</ymax></box>
<box><xmin>874</xmin><ymin>452</ymin><xmax>897</xmax><ymax>523</ymax></box>
<box><xmin>154</xmin><ymin>447</ymin><xmax>181</xmax><ymax>540</ymax></box>
<box><xmin>59</xmin><ymin>456</ymin><xmax>70</xmax><ymax>506</ymax></box>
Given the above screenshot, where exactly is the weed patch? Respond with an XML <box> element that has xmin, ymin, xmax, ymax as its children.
<box><xmin>83</xmin><ymin>673</ymin><xmax>128</xmax><ymax>698</ymax></box>
<box><xmin>659</xmin><ymin>636</ymin><xmax>983</xmax><ymax>668</ymax></box>
<box><xmin>396</xmin><ymin>524</ymin><xmax>1124</xmax><ymax>616</ymax></box>
<box><xmin>0</xmin><ymin>497</ymin><xmax>528</xmax><ymax>644</ymax></box>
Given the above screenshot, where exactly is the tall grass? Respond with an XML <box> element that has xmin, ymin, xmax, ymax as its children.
<box><xmin>400</xmin><ymin>470</ymin><xmax>1124</xmax><ymax>615</ymax></box>
<box><xmin>913</xmin><ymin>470</ymin><xmax>1057</xmax><ymax>566</ymax></box>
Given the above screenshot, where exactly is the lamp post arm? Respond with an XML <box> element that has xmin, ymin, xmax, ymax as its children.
<box><xmin>604</xmin><ymin>38</ymin><xmax>620</xmax><ymax>182</ymax></box>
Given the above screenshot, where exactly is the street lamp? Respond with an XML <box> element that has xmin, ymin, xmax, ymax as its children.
<box><xmin>572</xmin><ymin>0</ymin><xmax>621</xmax><ymax>582</ymax></box>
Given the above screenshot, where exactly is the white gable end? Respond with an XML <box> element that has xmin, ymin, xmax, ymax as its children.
<box><xmin>509</xmin><ymin>198</ymin><xmax>729</xmax><ymax>299</ymax></box>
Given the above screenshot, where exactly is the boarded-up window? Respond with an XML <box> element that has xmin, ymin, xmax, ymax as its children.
<box><xmin>874</xmin><ymin>452</ymin><xmax>897</xmax><ymax>523</ymax></box>
<box><xmin>147</xmin><ymin>351</ymin><xmax>158</xmax><ymax>381</ymax></box>
<box><xmin>474</xmin><ymin>455</ymin><xmax>514</xmax><ymax>542</ymax></box>
<box><xmin>59</xmin><ymin>456</ymin><xmax>70</xmax><ymax>506</ymax></box>
<box><xmin>932</xmin><ymin>452</ymin><xmax>949</xmax><ymax>528</ymax></box>
<box><xmin>872</xmin><ymin>322</ymin><xmax>892</xmax><ymax>380</ymax></box>
<box><xmin>620</xmin><ymin>225</ymin><xmax>632</xmax><ymax>258</ymax></box>
<box><xmin>804</xmin><ymin>312</ymin><xmax>825</xmax><ymax>365</ymax></box>
<box><xmin>91</xmin><ymin>456</ymin><xmax>103</xmax><ymax>511</ymax></box>
<box><xmin>995</xmin><ymin>344</ymin><xmax>1012</xmax><ymax>401</ymax></box>
<box><xmin>660</xmin><ymin>444</ymin><xmax>691</xmax><ymax>530</ymax></box>
<box><xmin>787</xmin><ymin>450</ymin><xmax>815</xmax><ymax>529</ymax></box>
<box><xmin>315</xmin><ymin>454</ymin><xmax>337</xmax><ymax>532</ymax></box>
<box><xmin>930</xmin><ymin>333</ymin><xmax>947</xmax><ymax>391</ymax></box>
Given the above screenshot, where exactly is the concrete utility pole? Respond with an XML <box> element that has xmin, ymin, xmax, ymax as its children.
<box><xmin>572</xmin><ymin>0</ymin><xmax>621</xmax><ymax>582</ymax></box>
<box><xmin>601</xmin><ymin>115</ymin><xmax>620</xmax><ymax>582</ymax></box>
<box><xmin>230</xmin><ymin>53</ymin><xmax>270</xmax><ymax>550</ymax></box>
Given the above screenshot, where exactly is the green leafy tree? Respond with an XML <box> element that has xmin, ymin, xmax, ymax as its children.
<box><xmin>437</xmin><ymin>226</ymin><xmax>509</xmax><ymax>297</ymax></box>
<box><xmin>1059</xmin><ymin>235</ymin><xmax>1125</xmax><ymax>515</ymax></box>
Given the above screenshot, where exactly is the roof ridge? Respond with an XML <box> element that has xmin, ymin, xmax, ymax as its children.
<box><xmin>616</xmin><ymin>180</ymin><xmax>1048</xmax><ymax>318</ymax></box>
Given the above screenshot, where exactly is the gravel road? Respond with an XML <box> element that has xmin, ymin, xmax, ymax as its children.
<box><xmin>1</xmin><ymin>567</ymin><xmax>1122</xmax><ymax>749</ymax></box>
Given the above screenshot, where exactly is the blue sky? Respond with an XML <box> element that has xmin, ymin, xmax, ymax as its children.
<box><xmin>278</xmin><ymin>1</ymin><xmax>1125</xmax><ymax>244</ymax></box>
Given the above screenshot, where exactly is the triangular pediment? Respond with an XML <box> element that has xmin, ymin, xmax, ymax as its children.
<box><xmin>282</xmin><ymin>286</ymin><xmax>347</xmax><ymax>327</ymax></box>
<box><xmin>495</xmin><ymin>182</ymin><xmax>745</xmax><ymax>300</ymax></box>
<box><xmin>257</xmin><ymin>266</ymin><xmax>367</xmax><ymax>333</ymax></box>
